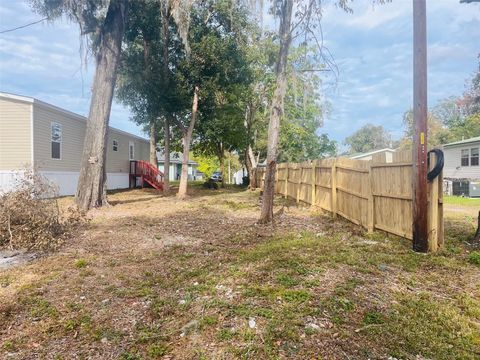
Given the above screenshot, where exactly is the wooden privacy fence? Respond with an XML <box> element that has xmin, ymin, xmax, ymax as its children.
<box><xmin>256</xmin><ymin>150</ymin><xmax>444</xmax><ymax>251</ymax></box>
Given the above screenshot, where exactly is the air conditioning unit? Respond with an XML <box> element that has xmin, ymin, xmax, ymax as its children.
<box><xmin>452</xmin><ymin>180</ymin><xmax>469</xmax><ymax>197</ymax></box>
<box><xmin>470</xmin><ymin>181</ymin><xmax>480</xmax><ymax>198</ymax></box>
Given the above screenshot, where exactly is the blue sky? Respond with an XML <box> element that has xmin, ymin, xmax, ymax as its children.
<box><xmin>0</xmin><ymin>0</ymin><xmax>479</xmax><ymax>145</ymax></box>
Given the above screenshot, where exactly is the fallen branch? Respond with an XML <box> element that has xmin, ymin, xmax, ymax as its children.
<box><xmin>7</xmin><ymin>213</ymin><xmax>13</xmax><ymax>250</ymax></box>
<box><xmin>354</xmin><ymin>323</ymin><xmax>383</xmax><ymax>333</ymax></box>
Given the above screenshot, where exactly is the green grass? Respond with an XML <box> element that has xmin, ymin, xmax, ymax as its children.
<box><xmin>223</xmin><ymin>230</ymin><xmax>479</xmax><ymax>358</ymax></box>
<box><xmin>2</xmin><ymin>340</ymin><xmax>14</xmax><ymax>351</ymax></box>
<box><xmin>363</xmin><ymin>311</ymin><xmax>384</xmax><ymax>325</ymax></box>
<box><xmin>468</xmin><ymin>251</ymin><xmax>480</xmax><ymax>266</ymax></box>
<box><xmin>74</xmin><ymin>259</ymin><xmax>88</xmax><ymax>268</ymax></box>
<box><xmin>220</xmin><ymin>199</ymin><xmax>254</xmax><ymax>210</ymax></box>
<box><xmin>11</xmin><ymin>225</ymin><xmax>479</xmax><ymax>359</ymax></box>
<box><xmin>379</xmin><ymin>293</ymin><xmax>480</xmax><ymax>359</ymax></box>
<box><xmin>444</xmin><ymin>195</ymin><xmax>480</xmax><ymax>206</ymax></box>
<box><xmin>217</xmin><ymin>328</ymin><xmax>236</xmax><ymax>341</ymax></box>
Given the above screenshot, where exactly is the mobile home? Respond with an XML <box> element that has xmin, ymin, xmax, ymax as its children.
<box><xmin>0</xmin><ymin>92</ymin><xmax>150</xmax><ymax>195</ymax></box>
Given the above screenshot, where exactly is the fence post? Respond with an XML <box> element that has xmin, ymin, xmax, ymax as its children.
<box><xmin>311</xmin><ymin>160</ymin><xmax>316</xmax><ymax>207</ymax></box>
<box><xmin>428</xmin><ymin>152</ymin><xmax>439</xmax><ymax>252</ymax></box>
<box><xmin>437</xmin><ymin>168</ymin><xmax>444</xmax><ymax>247</ymax></box>
<box><xmin>331</xmin><ymin>160</ymin><xmax>337</xmax><ymax>218</ymax></box>
<box><xmin>367</xmin><ymin>162</ymin><xmax>374</xmax><ymax>233</ymax></box>
<box><xmin>284</xmin><ymin>163</ymin><xmax>289</xmax><ymax>199</ymax></box>
<box><xmin>296</xmin><ymin>164</ymin><xmax>301</xmax><ymax>204</ymax></box>
<box><xmin>275</xmin><ymin>166</ymin><xmax>278</xmax><ymax>194</ymax></box>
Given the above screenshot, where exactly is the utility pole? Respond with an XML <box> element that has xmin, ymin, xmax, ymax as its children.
<box><xmin>412</xmin><ymin>0</ymin><xmax>428</xmax><ymax>252</ymax></box>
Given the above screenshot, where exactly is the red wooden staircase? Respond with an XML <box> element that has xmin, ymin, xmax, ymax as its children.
<box><xmin>129</xmin><ymin>160</ymin><xmax>164</xmax><ymax>191</ymax></box>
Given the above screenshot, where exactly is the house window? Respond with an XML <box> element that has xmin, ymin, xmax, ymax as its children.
<box><xmin>471</xmin><ymin>148</ymin><xmax>479</xmax><ymax>166</ymax></box>
<box><xmin>129</xmin><ymin>141</ymin><xmax>135</xmax><ymax>160</ymax></box>
<box><xmin>461</xmin><ymin>149</ymin><xmax>469</xmax><ymax>166</ymax></box>
<box><xmin>51</xmin><ymin>122</ymin><xmax>62</xmax><ymax>159</ymax></box>
<box><xmin>113</xmin><ymin>139</ymin><xmax>118</xmax><ymax>152</ymax></box>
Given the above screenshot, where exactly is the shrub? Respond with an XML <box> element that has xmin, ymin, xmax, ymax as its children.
<box><xmin>0</xmin><ymin>168</ymin><xmax>84</xmax><ymax>250</ymax></box>
<box><xmin>203</xmin><ymin>179</ymin><xmax>218</xmax><ymax>190</ymax></box>
<box><xmin>468</xmin><ymin>251</ymin><xmax>480</xmax><ymax>266</ymax></box>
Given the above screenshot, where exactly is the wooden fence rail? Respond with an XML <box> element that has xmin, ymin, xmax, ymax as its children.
<box><xmin>256</xmin><ymin>150</ymin><xmax>443</xmax><ymax>251</ymax></box>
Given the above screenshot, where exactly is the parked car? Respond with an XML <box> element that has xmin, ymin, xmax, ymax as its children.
<box><xmin>210</xmin><ymin>172</ymin><xmax>223</xmax><ymax>182</ymax></box>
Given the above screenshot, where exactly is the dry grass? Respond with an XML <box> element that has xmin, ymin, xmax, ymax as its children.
<box><xmin>0</xmin><ymin>184</ymin><xmax>479</xmax><ymax>359</ymax></box>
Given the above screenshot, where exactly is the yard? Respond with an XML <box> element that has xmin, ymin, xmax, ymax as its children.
<box><xmin>1</xmin><ymin>185</ymin><xmax>479</xmax><ymax>359</ymax></box>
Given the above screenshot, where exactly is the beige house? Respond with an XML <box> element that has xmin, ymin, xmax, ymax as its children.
<box><xmin>0</xmin><ymin>92</ymin><xmax>149</xmax><ymax>195</ymax></box>
<box><xmin>349</xmin><ymin>148</ymin><xmax>396</xmax><ymax>162</ymax></box>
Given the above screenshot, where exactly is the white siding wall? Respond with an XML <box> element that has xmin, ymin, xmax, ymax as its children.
<box><xmin>0</xmin><ymin>171</ymin><xmax>21</xmax><ymax>194</ymax></box>
<box><xmin>40</xmin><ymin>171</ymin><xmax>129</xmax><ymax>196</ymax></box>
<box><xmin>158</xmin><ymin>163</ymin><xmax>198</xmax><ymax>181</ymax></box>
<box><xmin>443</xmin><ymin>143</ymin><xmax>480</xmax><ymax>180</ymax></box>
<box><xmin>0</xmin><ymin>171</ymin><xmax>130</xmax><ymax>196</ymax></box>
<box><xmin>158</xmin><ymin>164</ymin><xmax>177</xmax><ymax>181</ymax></box>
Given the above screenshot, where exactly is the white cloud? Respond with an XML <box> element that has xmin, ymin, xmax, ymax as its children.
<box><xmin>343</xmin><ymin>2</ymin><xmax>410</xmax><ymax>30</ymax></box>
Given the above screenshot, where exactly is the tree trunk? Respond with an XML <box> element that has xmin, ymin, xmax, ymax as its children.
<box><xmin>259</xmin><ymin>0</ymin><xmax>293</xmax><ymax>223</ymax></box>
<box><xmin>161</xmin><ymin>3</ymin><xmax>171</xmax><ymax>193</ymax></box>
<box><xmin>219</xmin><ymin>142</ymin><xmax>225</xmax><ymax>188</ymax></box>
<box><xmin>220</xmin><ymin>156</ymin><xmax>225</xmax><ymax>187</ymax></box>
<box><xmin>472</xmin><ymin>211</ymin><xmax>480</xmax><ymax>244</ymax></box>
<box><xmin>149</xmin><ymin>120</ymin><xmax>158</xmax><ymax>168</ymax></box>
<box><xmin>177</xmin><ymin>131</ymin><xmax>192</xmax><ymax>198</ymax></box>
<box><xmin>245</xmin><ymin>145</ymin><xmax>257</xmax><ymax>189</ymax></box>
<box><xmin>177</xmin><ymin>86</ymin><xmax>199</xmax><ymax>199</ymax></box>
<box><xmin>163</xmin><ymin>116</ymin><xmax>171</xmax><ymax>192</ymax></box>
<box><xmin>244</xmin><ymin>103</ymin><xmax>257</xmax><ymax>189</ymax></box>
<box><xmin>75</xmin><ymin>0</ymin><xmax>128</xmax><ymax>211</ymax></box>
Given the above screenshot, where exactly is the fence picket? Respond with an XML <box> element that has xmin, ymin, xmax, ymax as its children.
<box><xmin>331</xmin><ymin>160</ymin><xmax>337</xmax><ymax>219</ymax></box>
<box><xmin>367</xmin><ymin>162</ymin><xmax>374</xmax><ymax>233</ymax></box>
<box><xmin>311</xmin><ymin>161</ymin><xmax>316</xmax><ymax>207</ymax></box>
<box><xmin>254</xmin><ymin>153</ymin><xmax>442</xmax><ymax>251</ymax></box>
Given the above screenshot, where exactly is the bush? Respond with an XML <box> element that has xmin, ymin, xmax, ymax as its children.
<box><xmin>0</xmin><ymin>169</ymin><xmax>83</xmax><ymax>251</ymax></box>
<box><xmin>468</xmin><ymin>251</ymin><xmax>480</xmax><ymax>266</ymax></box>
<box><xmin>203</xmin><ymin>179</ymin><xmax>219</xmax><ymax>190</ymax></box>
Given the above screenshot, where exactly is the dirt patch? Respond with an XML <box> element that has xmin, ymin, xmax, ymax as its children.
<box><xmin>0</xmin><ymin>185</ymin><xmax>478</xmax><ymax>360</ymax></box>
<box><xmin>445</xmin><ymin>204</ymin><xmax>479</xmax><ymax>216</ymax></box>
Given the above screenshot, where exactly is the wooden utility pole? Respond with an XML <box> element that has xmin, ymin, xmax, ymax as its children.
<box><xmin>412</xmin><ymin>0</ymin><xmax>429</xmax><ymax>252</ymax></box>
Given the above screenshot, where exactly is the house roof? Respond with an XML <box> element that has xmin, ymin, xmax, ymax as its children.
<box><xmin>349</xmin><ymin>148</ymin><xmax>396</xmax><ymax>159</ymax></box>
<box><xmin>157</xmin><ymin>151</ymin><xmax>198</xmax><ymax>166</ymax></box>
<box><xmin>443</xmin><ymin>136</ymin><xmax>480</xmax><ymax>148</ymax></box>
<box><xmin>0</xmin><ymin>92</ymin><xmax>149</xmax><ymax>143</ymax></box>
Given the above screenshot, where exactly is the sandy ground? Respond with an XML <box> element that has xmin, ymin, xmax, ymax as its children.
<box><xmin>0</xmin><ymin>186</ymin><xmax>479</xmax><ymax>359</ymax></box>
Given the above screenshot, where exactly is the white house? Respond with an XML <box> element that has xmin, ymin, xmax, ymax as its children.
<box><xmin>442</xmin><ymin>136</ymin><xmax>480</xmax><ymax>180</ymax></box>
<box><xmin>0</xmin><ymin>92</ymin><xmax>150</xmax><ymax>195</ymax></box>
<box><xmin>349</xmin><ymin>148</ymin><xmax>396</xmax><ymax>162</ymax></box>
<box><xmin>442</xmin><ymin>136</ymin><xmax>480</xmax><ymax>197</ymax></box>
